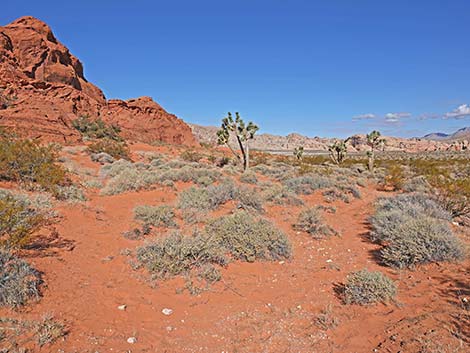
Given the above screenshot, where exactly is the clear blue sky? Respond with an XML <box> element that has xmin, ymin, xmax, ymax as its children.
<box><xmin>2</xmin><ymin>0</ymin><xmax>470</xmax><ymax>138</ymax></box>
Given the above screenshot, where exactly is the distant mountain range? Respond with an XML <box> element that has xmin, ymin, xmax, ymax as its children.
<box><xmin>422</xmin><ymin>127</ymin><xmax>470</xmax><ymax>141</ymax></box>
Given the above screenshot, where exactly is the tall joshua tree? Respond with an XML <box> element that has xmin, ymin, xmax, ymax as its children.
<box><xmin>293</xmin><ymin>146</ymin><xmax>304</xmax><ymax>161</ymax></box>
<box><xmin>328</xmin><ymin>139</ymin><xmax>348</xmax><ymax>165</ymax></box>
<box><xmin>366</xmin><ymin>130</ymin><xmax>385</xmax><ymax>172</ymax></box>
<box><xmin>217</xmin><ymin>112</ymin><xmax>258</xmax><ymax>171</ymax></box>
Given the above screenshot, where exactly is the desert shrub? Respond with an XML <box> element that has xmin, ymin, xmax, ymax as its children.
<box><xmin>180</xmin><ymin>150</ymin><xmax>203</xmax><ymax>163</ymax></box>
<box><xmin>240</xmin><ymin>171</ymin><xmax>258</xmax><ymax>184</ymax></box>
<box><xmin>283</xmin><ymin>175</ymin><xmax>332</xmax><ymax>195</ymax></box>
<box><xmin>101</xmin><ymin>168</ymin><xmax>159</xmax><ymax>195</ymax></box>
<box><xmin>0</xmin><ymin>137</ymin><xmax>67</xmax><ymax>193</ymax></box>
<box><xmin>36</xmin><ymin>314</ymin><xmax>67</xmax><ymax>346</ymax></box>
<box><xmin>0</xmin><ymin>193</ymin><xmax>49</xmax><ymax>248</ymax></box>
<box><xmin>137</xmin><ymin>231</ymin><xmax>227</xmax><ymax>279</ymax></box>
<box><xmin>431</xmin><ymin>176</ymin><xmax>470</xmax><ymax>220</ymax></box>
<box><xmin>54</xmin><ymin>185</ymin><xmax>87</xmax><ymax>202</ymax></box>
<box><xmin>380</xmin><ymin>217</ymin><xmax>465</xmax><ymax>269</ymax></box>
<box><xmin>382</xmin><ymin>163</ymin><xmax>405</xmax><ymax>191</ymax></box>
<box><xmin>343</xmin><ymin>269</ymin><xmax>397</xmax><ymax>305</ymax></box>
<box><xmin>370</xmin><ymin>194</ymin><xmax>465</xmax><ymax>269</ymax></box>
<box><xmin>205</xmin><ymin>211</ymin><xmax>291</xmax><ymax>262</ymax></box>
<box><xmin>294</xmin><ymin>207</ymin><xmax>338</xmax><ymax>238</ymax></box>
<box><xmin>252</xmin><ymin>163</ymin><xmax>294</xmax><ymax>180</ymax></box>
<box><xmin>134</xmin><ymin>205</ymin><xmax>176</xmax><ymax>228</ymax></box>
<box><xmin>72</xmin><ymin>115</ymin><xmax>122</xmax><ymax>141</ymax></box>
<box><xmin>402</xmin><ymin>176</ymin><xmax>429</xmax><ymax>193</ymax></box>
<box><xmin>261</xmin><ymin>184</ymin><xmax>303</xmax><ymax>205</ymax></box>
<box><xmin>0</xmin><ymin>248</ymin><xmax>41</xmax><ymax>307</ymax></box>
<box><xmin>322</xmin><ymin>188</ymin><xmax>350</xmax><ymax>203</ymax></box>
<box><xmin>178</xmin><ymin>186</ymin><xmax>212</xmax><ymax>212</ymax></box>
<box><xmin>87</xmin><ymin>138</ymin><xmax>130</xmax><ymax>160</ymax></box>
<box><xmin>236</xmin><ymin>185</ymin><xmax>264</xmax><ymax>212</ymax></box>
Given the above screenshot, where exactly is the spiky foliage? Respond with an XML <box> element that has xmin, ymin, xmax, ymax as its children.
<box><xmin>328</xmin><ymin>139</ymin><xmax>348</xmax><ymax>165</ymax></box>
<box><xmin>293</xmin><ymin>146</ymin><xmax>304</xmax><ymax>161</ymax></box>
<box><xmin>217</xmin><ymin>112</ymin><xmax>259</xmax><ymax>171</ymax></box>
<box><xmin>366</xmin><ymin>130</ymin><xmax>385</xmax><ymax>172</ymax></box>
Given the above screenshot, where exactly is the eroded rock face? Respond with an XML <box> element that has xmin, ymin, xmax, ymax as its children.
<box><xmin>0</xmin><ymin>16</ymin><xmax>196</xmax><ymax>145</ymax></box>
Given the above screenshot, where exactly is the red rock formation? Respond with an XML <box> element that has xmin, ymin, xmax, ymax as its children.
<box><xmin>0</xmin><ymin>16</ymin><xmax>197</xmax><ymax>146</ymax></box>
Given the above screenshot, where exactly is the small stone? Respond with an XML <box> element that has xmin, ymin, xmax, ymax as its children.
<box><xmin>127</xmin><ymin>337</ymin><xmax>137</xmax><ymax>344</ymax></box>
<box><xmin>326</xmin><ymin>259</ymin><xmax>333</xmax><ymax>263</ymax></box>
<box><xmin>278</xmin><ymin>261</ymin><xmax>285</xmax><ymax>265</ymax></box>
<box><xmin>118</xmin><ymin>305</ymin><xmax>127</xmax><ymax>311</ymax></box>
<box><xmin>162</xmin><ymin>308</ymin><xmax>173</xmax><ymax>316</ymax></box>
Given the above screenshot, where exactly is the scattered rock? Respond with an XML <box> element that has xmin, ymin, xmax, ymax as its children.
<box><xmin>162</xmin><ymin>308</ymin><xmax>173</xmax><ymax>316</ymax></box>
<box><xmin>91</xmin><ymin>152</ymin><xmax>115</xmax><ymax>164</ymax></box>
<box><xmin>118</xmin><ymin>305</ymin><xmax>127</xmax><ymax>311</ymax></box>
<box><xmin>127</xmin><ymin>337</ymin><xmax>137</xmax><ymax>344</ymax></box>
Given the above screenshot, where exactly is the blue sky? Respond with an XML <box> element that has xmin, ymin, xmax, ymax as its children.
<box><xmin>2</xmin><ymin>0</ymin><xmax>470</xmax><ymax>138</ymax></box>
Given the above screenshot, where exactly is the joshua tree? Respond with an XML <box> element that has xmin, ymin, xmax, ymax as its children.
<box><xmin>217</xmin><ymin>112</ymin><xmax>258</xmax><ymax>171</ymax></box>
<box><xmin>293</xmin><ymin>146</ymin><xmax>304</xmax><ymax>161</ymax></box>
<box><xmin>328</xmin><ymin>139</ymin><xmax>348</xmax><ymax>165</ymax></box>
<box><xmin>366</xmin><ymin>130</ymin><xmax>385</xmax><ymax>172</ymax></box>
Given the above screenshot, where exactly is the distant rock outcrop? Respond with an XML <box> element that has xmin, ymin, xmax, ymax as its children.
<box><xmin>0</xmin><ymin>16</ymin><xmax>197</xmax><ymax>145</ymax></box>
<box><xmin>191</xmin><ymin>124</ymin><xmax>470</xmax><ymax>153</ymax></box>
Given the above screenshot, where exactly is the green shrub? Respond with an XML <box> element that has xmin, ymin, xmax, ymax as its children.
<box><xmin>137</xmin><ymin>231</ymin><xmax>227</xmax><ymax>279</ymax></box>
<box><xmin>87</xmin><ymin>138</ymin><xmax>130</xmax><ymax>160</ymax></box>
<box><xmin>0</xmin><ymin>137</ymin><xmax>67</xmax><ymax>193</ymax></box>
<box><xmin>205</xmin><ymin>211</ymin><xmax>291</xmax><ymax>262</ymax></box>
<box><xmin>134</xmin><ymin>205</ymin><xmax>176</xmax><ymax>228</ymax></box>
<box><xmin>180</xmin><ymin>150</ymin><xmax>203</xmax><ymax>162</ymax></box>
<box><xmin>0</xmin><ymin>193</ymin><xmax>49</xmax><ymax>248</ymax></box>
<box><xmin>294</xmin><ymin>207</ymin><xmax>338</xmax><ymax>238</ymax></box>
<box><xmin>0</xmin><ymin>248</ymin><xmax>41</xmax><ymax>307</ymax></box>
<box><xmin>343</xmin><ymin>269</ymin><xmax>397</xmax><ymax>305</ymax></box>
<box><xmin>72</xmin><ymin>115</ymin><xmax>122</xmax><ymax>141</ymax></box>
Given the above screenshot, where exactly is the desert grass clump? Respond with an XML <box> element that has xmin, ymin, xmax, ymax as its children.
<box><xmin>137</xmin><ymin>231</ymin><xmax>227</xmax><ymax>280</ymax></box>
<box><xmin>134</xmin><ymin>205</ymin><xmax>176</xmax><ymax>228</ymax></box>
<box><xmin>0</xmin><ymin>248</ymin><xmax>41</xmax><ymax>307</ymax></box>
<box><xmin>283</xmin><ymin>175</ymin><xmax>332</xmax><ymax>195</ymax></box>
<box><xmin>206</xmin><ymin>211</ymin><xmax>291</xmax><ymax>262</ymax></box>
<box><xmin>343</xmin><ymin>269</ymin><xmax>397</xmax><ymax>305</ymax></box>
<box><xmin>0</xmin><ymin>137</ymin><xmax>67</xmax><ymax>193</ymax></box>
<box><xmin>294</xmin><ymin>207</ymin><xmax>338</xmax><ymax>238</ymax></box>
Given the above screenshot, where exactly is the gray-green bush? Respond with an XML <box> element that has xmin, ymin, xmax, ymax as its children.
<box><xmin>294</xmin><ymin>207</ymin><xmax>338</xmax><ymax>238</ymax></box>
<box><xmin>343</xmin><ymin>269</ymin><xmax>397</xmax><ymax>305</ymax></box>
<box><xmin>134</xmin><ymin>205</ymin><xmax>176</xmax><ymax>228</ymax></box>
<box><xmin>205</xmin><ymin>211</ymin><xmax>291</xmax><ymax>262</ymax></box>
<box><xmin>0</xmin><ymin>249</ymin><xmax>41</xmax><ymax>307</ymax></box>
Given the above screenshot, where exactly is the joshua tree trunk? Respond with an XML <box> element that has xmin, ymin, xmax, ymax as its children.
<box><xmin>245</xmin><ymin>141</ymin><xmax>250</xmax><ymax>170</ymax></box>
<box><xmin>236</xmin><ymin>134</ymin><xmax>248</xmax><ymax>171</ymax></box>
<box><xmin>368</xmin><ymin>150</ymin><xmax>375</xmax><ymax>172</ymax></box>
